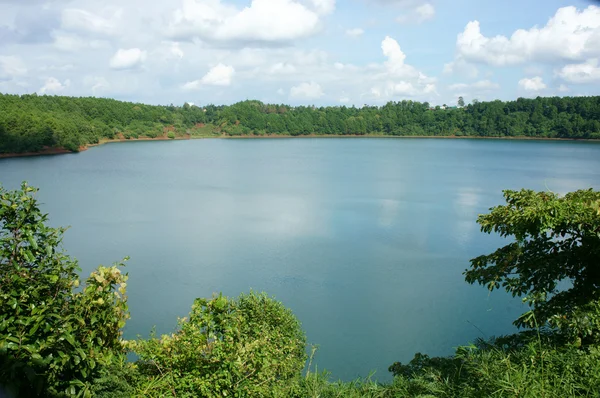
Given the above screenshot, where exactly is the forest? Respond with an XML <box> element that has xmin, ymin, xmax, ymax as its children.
<box><xmin>1</xmin><ymin>93</ymin><xmax>600</xmax><ymax>154</ymax></box>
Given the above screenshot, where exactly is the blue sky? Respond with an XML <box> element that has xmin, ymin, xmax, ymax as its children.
<box><xmin>0</xmin><ymin>0</ymin><xmax>599</xmax><ymax>106</ymax></box>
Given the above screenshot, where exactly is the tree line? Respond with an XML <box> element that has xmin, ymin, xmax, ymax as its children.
<box><xmin>1</xmin><ymin>93</ymin><xmax>600</xmax><ymax>154</ymax></box>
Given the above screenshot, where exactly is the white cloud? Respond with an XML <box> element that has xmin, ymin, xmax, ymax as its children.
<box><xmin>183</xmin><ymin>63</ymin><xmax>235</xmax><ymax>89</ymax></box>
<box><xmin>557</xmin><ymin>59</ymin><xmax>600</xmax><ymax>83</ymax></box>
<box><xmin>61</xmin><ymin>8</ymin><xmax>121</xmax><ymax>36</ymax></box>
<box><xmin>84</xmin><ymin>76</ymin><xmax>110</xmax><ymax>93</ymax></box>
<box><xmin>201</xmin><ymin>63</ymin><xmax>235</xmax><ymax>85</ymax></box>
<box><xmin>290</xmin><ymin>81</ymin><xmax>324</xmax><ymax>99</ymax></box>
<box><xmin>109</xmin><ymin>48</ymin><xmax>147</xmax><ymax>70</ymax></box>
<box><xmin>453</xmin><ymin>6</ymin><xmax>600</xmax><ymax>66</ymax></box>
<box><xmin>397</xmin><ymin>2</ymin><xmax>435</xmax><ymax>24</ymax></box>
<box><xmin>167</xmin><ymin>0</ymin><xmax>326</xmax><ymax>45</ymax></box>
<box><xmin>3</xmin><ymin>0</ymin><xmax>597</xmax><ymax>106</ymax></box>
<box><xmin>0</xmin><ymin>56</ymin><xmax>27</xmax><ymax>78</ymax></box>
<box><xmin>415</xmin><ymin>3</ymin><xmax>435</xmax><ymax>22</ymax></box>
<box><xmin>443</xmin><ymin>58</ymin><xmax>478</xmax><ymax>78</ymax></box>
<box><xmin>369</xmin><ymin>36</ymin><xmax>436</xmax><ymax>99</ymax></box>
<box><xmin>382</xmin><ymin>36</ymin><xmax>407</xmax><ymax>70</ymax></box>
<box><xmin>558</xmin><ymin>84</ymin><xmax>569</xmax><ymax>92</ymax></box>
<box><xmin>518</xmin><ymin>76</ymin><xmax>547</xmax><ymax>91</ymax></box>
<box><xmin>345</xmin><ymin>28</ymin><xmax>364</xmax><ymax>38</ymax></box>
<box><xmin>386</xmin><ymin>81</ymin><xmax>435</xmax><ymax>96</ymax></box>
<box><xmin>39</xmin><ymin>77</ymin><xmax>70</xmax><ymax>94</ymax></box>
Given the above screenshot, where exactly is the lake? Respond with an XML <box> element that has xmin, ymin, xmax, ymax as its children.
<box><xmin>1</xmin><ymin>137</ymin><xmax>600</xmax><ymax>381</ymax></box>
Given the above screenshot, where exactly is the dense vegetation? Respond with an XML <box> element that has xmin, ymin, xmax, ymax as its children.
<box><xmin>1</xmin><ymin>93</ymin><xmax>600</xmax><ymax>154</ymax></box>
<box><xmin>1</xmin><ymin>183</ymin><xmax>600</xmax><ymax>397</ymax></box>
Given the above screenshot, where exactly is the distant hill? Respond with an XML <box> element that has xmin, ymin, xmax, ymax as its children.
<box><xmin>1</xmin><ymin>93</ymin><xmax>599</xmax><ymax>155</ymax></box>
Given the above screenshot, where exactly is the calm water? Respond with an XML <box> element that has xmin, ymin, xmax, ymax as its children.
<box><xmin>2</xmin><ymin>138</ymin><xmax>600</xmax><ymax>380</ymax></box>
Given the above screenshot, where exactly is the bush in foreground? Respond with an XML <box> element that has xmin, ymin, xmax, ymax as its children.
<box><xmin>130</xmin><ymin>292</ymin><xmax>307</xmax><ymax>397</ymax></box>
<box><xmin>2</xmin><ymin>183</ymin><xmax>600</xmax><ymax>397</ymax></box>
<box><xmin>0</xmin><ymin>183</ymin><xmax>129</xmax><ymax>397</ymax></box>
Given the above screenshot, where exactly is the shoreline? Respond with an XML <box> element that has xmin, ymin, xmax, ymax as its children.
<box><xmin>1</xmin><ymin>134</ymin><xmax>598</xmax><ymax>159</ymax></box>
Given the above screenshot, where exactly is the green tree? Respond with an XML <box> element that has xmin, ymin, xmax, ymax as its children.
<box><xmin>0</xmin><ymin>183</ymin><xmax>130</xmax><ymax>397</ymax></box>
<box><xmin>1</xmin><ymin>93</ymin><xmax>600</xmax><ymax>154</ymax></box>
<box><xmin>458</xmin><ymin>96</ymin><xmax>465</xmax><ymax>107</ymax></box>
<box><xmin>465</xmin><ymin>189</ymin><xmax>600</xmax><ymax>344</ymax></box>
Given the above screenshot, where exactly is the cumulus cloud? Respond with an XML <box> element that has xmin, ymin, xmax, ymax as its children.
<box><xmin>380</xmin><ymin>81</ymin><xmax>435</xmax><ymax>96</ymax></box>
<box><xmin>415</xmin><ymin>3</ymin><xmax>434</xmax><ymax>21</ymax></box>
<box><xmin>345</xmin><ymin>28</ymin><xmax>364</xmax><ymax>38</ymax></box>
<box><xmin>2</xmin><ymin>0</ymin><xmax>596</xmax><ymax>106</ymax></box>
<box><xmin>183</xmin><ymin>63</ymin><xmax>235</xmax><ymax>89</ymax></box>
<box><xmin>166</xmin><ymin>0</ymin><xmax>326</xmax><ymax>45</ymax></box>
<box><xmin>557</xmin><ymin>59</ymin><xmax>600</xmax><ymax>83</ymax></box>
<box><xmin>382</xmin><ymin>36</ymin><xmax>407</xmax><ymax>67</ymax></box>
<box><xmin>109</xmin><ymin>48</ymin><xmax>147</xmax><ymax>70</ymax></box>
<box><xmin>443</xmin><ymin>58</ymin><xmax>478</xmax><ymax>78</ymax></box>
<box><xmin>397</xmin><ymin>2</ymin><xmax>435</xmax><ymax>24</ymax></box>
<box><xmin>39</xmin><ymin>77</ymin><xmax>70</xmax><ymax>94</ymax></box>
<box><xmin>452</xmin><ymin>6</ymin><xmax>600</xmax><ymax>67</ymax></box>
<box><xmin>518</xmin><ymin>76</ymin><xmax>547</xmax><ymax>91</ymax></box>
<box><xmin>290</xmin><ymin>81</ymin><xmax>324</xmax><ymax>99</ymax></box>
<box><xmin>368</xmin><ymin>36</ymin><xmax>436</xmax><ymax>99</ymax></box>
<box><xmin>84</xmin><ymin>76</ymin><xmax>110</xmax><ymax>93</ymax></box>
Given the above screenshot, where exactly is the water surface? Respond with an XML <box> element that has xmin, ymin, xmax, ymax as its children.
<box><xmin>2</xmin><ymin>138</ymin><xmax>600</xmax><ymax>380</ymax></box>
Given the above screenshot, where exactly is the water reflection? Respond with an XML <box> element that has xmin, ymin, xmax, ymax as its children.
<box><xmin>1</xmin><ymin>138</ymin><xmax>599</xmax><ymax>381</ymax></box>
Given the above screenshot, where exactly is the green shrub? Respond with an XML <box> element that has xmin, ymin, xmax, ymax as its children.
<box><xmin>0</xmin><ymin>183</ymin><xmax>129</xmax><ymax>397</ymax></box>
<box><xmin>167</xmin><ymin>132</ymin><xmax>175</xmax><ymax>139</ymax></box>
<box><xmin>132</xmin><ymin>292</ymin><xmax>307</xmax><ymax>397</ymax></box>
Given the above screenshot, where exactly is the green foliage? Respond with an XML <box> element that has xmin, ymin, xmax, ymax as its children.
<box><xmin>386</xmin><ymin>337</ymin><xmax>600</xmax><ymax>398</ymax></box>
<box><xmin>2</xmin><ymin>183</ymin><xmax>600</xmax><ymax>397</ymax></box>
<box><xmin>0</xmin><ymin>183</ymin><xmax>129</xmax><ymax>397</ymax></box>
<box><xmin>167</xmin><ymin>132</ymin><xmax>176</xmax><ymax>139</ymax></box>
<box><xmin>90</xmin><ymin>358</ymin><xmax>140</xmax><ymax>398</ymax></box>
<box><xmin>1</xmin><ymin>94</ymin><xmax>600</xmax><ymax>154</ymax></box>
<box><xmin>189</xmin><ymin>123</ymin><xmax>219</xmax><ymax>137</ymax></box>
<box><xmin>465</xmin><ymin>189</ymin><xmax>600</xmax><ymax>344</ymax></box>
<box><xmin>131</xmin><ymin>292</ymin><xmax>307</xmax><ymax>397</ymax></box>
<box><xmin>299</xmin><ymin>370</ymin><xmax>445</xmax><ymax>398</ymax></box>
